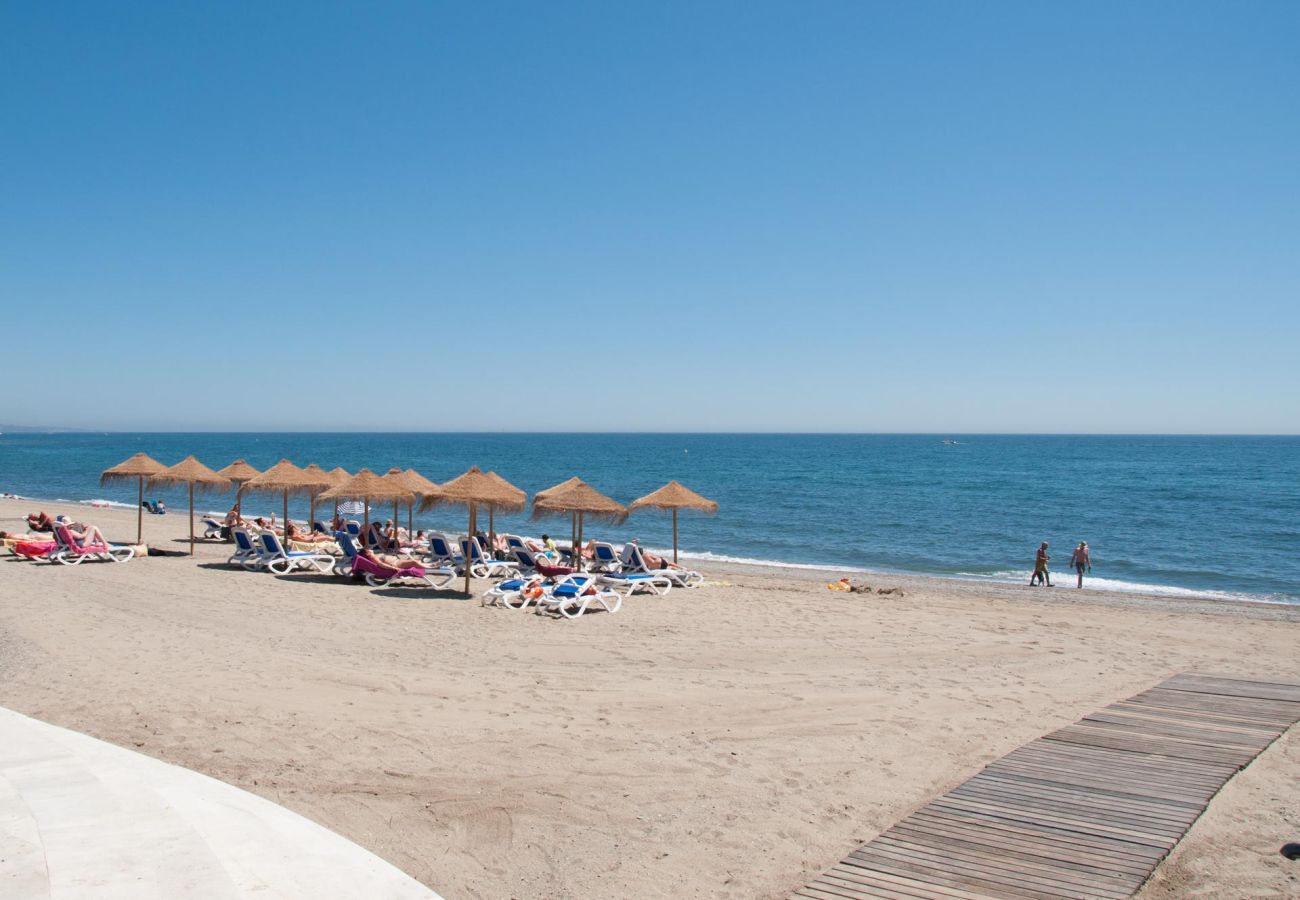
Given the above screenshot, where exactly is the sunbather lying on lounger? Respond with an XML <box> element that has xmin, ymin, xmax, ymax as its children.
<box><xmin>286</xmin><ymin>521</ymin><xmax>334</xmax><ymax>544</ymax></box>
<box><xmin>251</xmin><ymin>517</ymin><xmax>283</xmax><ymax>535</ymax></box>
<box><xmin>640</xmin><ymin>548</ymin><xmax>686</xmax><ymax>571</ymax></box>
<box><xmin>66</xmin><ymin>523</ymin><xmax>110</xmax><ymax>547</ymax></box>
<box><xmin>27</xmin><ymin>511</ymin><xmax>55</xmax><ymax>532</ymax></box>
<box><xmin>358</xmin><ymin>548</ymin><xmax>425</xmax><ymax>571</ymax></box>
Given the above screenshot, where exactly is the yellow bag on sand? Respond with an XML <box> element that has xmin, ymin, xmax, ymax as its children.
<box><xmin>826</xmin><ymin>578</ymin><xmax>851</xmax><ymax>591</ymax></box>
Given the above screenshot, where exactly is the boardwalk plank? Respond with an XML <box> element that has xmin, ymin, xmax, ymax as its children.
<box><xmin>822</xmin><ymin>864</ymin><xmax>998</xmax><ymax>900</ymax></box>
<box><xmin>952</xmin><ymin>780</ymin><xmax>1195</xmax><ymax>829</ymax></box>
<box><xmin>910</xmin><ymin>808</ymin><xmax>1166</xmax><ymax>864</ymax></box>
<box><xmin>976</xmin><ymin>768</ymin><xmax>1209</xmax><ymax>809</ymax></box>
<box><xmin>830</xmin><ymin>861</ymin><xmax>995</xmax><ymax>899</ymax></box>
<box><xmin>873</xmin><ymin>833</ymin><xmax>1134</xmax><ymax>898</ymax></box>
<box><xmin>1165</xmin><ymin>673</ymin><xmax>1300</xmax><ymax>703</ymax></box>
<box><xmin>890</xmin><ymin>818</ymin><xmax>1152</xmax><ymax>878</ymax></box>
<box><xmin>793</xmin><ymin>673</ymin><xmax>1300</xmax><ymax>900</ymax></box>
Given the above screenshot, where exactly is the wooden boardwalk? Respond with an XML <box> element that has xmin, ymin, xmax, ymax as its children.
<box><xmin>795</xmin><ymin>672</ymin><xmax>1300</xmax><ymax>900</ymax></box>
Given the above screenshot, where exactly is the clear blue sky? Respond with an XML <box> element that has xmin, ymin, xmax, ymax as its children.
<box><xmin>3</xmin><ymin>1</ymin><xmax>1297</xmax><ymax>432</ymax></box>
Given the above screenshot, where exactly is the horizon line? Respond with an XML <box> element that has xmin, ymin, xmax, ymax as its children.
<box><xmin>4</xmin><ymin>429</ymin><xmax>1300</xmax><ymax>438</ymax></box>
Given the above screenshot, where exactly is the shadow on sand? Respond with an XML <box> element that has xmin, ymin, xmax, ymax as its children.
<box><xmin>192</xmin><ymin>563</ymin><xmax>472</xmax><ymax>600</ymax></box>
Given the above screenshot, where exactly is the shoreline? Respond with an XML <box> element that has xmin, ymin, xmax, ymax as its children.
<box><xmin>5</xmin><ymin>493</ymin><xmax>1295</xmax><ymax>611</ymax></box>
<box><xmin>5</xmin><ymin>491</ymin><xmax>1294</xmax><ymax>611</ymax></box>
<box><xmin>2</xmin><ymin>497</ymin><xmax>1298</xmax><ymax>898</ymax></box>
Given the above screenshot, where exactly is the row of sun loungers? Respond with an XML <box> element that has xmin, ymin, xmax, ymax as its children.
<box><xmin>223</xmin><ymin>523</ymin><xmax>705</xmax><ymax>617</ymax></box>
<box><xmin>9</xmin><ymin>516</ymin><xmax>701</xmax><ymax>619</ymax></box>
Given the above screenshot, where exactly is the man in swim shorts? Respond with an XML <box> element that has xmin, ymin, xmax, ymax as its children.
<box><xmin>1070</xmin><ymin>541</ymin><xmax>1091</xmax><ymax>588</ymax></box>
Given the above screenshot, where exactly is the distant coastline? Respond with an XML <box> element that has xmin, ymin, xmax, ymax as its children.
<box><xmin>0</xmin><ymin>424</ymin><xmax>93</xmax><ymax>434</ymax></box>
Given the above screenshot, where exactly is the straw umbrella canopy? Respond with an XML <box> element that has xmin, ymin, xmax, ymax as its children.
<box><xmin>420</xmin><ymin>466</ymin><xmax>526</xmax><ymax>595</ymax></box>
<box><xmin>243</xmin><ymin>460</ymin><xmax>331</xmax><ymax>541</ymax></box>
<box><xmin>300</xmin><ymin>464</ymin><xmax>338</xmax><ymax>527</ymax></box>
<box><xmin>216</xmin><ymin>459</ymin><xmax>261</xmax><ymax>517</ymax></box>
<box><xmin>382</xmin><ymin>468</ymin><xmax>429</xmax><ymax>539</ymax></box>
<box><xmin>319</xmin><ymin>468</ymin><xmax>415</xmax><ymax>538</ymax></box>
<box><xmin>402</xmin><ymin>468</ymin><xmax>443</xmax><ymax>536</ymax></box>
<box><xmin>483</xmin><ymin>470</ymin><xmax>526</xmax><ymax>548</ymax></box>
<box><xmin>532</xmin><ymin>477</ymin><xmax>628</xmax><ymax>572</ymax></box>
<box><xmin>146</xmin><ymin>456</ymin><xmax>231</xmax><ymax>555</ymax></box>
<box><xmin>327</xmin><ymin>467</ymin><xmax>352</xmax><ymax>522</ymax></box>
<box><xmin>629</xmin><ymin>481</ymin><xmax>718</xmax><ymax>564</ymax></box>
<box><xmin>404</xmin><ymin>468</ymin><xmax>441</xmax><ymax>497</ymax></box>
<box><xmin>100</xmin><ymin>452</ymin><xmax>166</xmax><ymax>545</ymax></box>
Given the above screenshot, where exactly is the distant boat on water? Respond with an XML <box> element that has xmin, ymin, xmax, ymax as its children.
<box><xmin>942</xmin><ymin>439</ymin><xmax>960</xmax><ymax>445</ymax></box>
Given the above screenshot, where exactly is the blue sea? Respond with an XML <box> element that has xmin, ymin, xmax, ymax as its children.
<box><xmin>2</xmin><ymin>433</ymin><xmax>1297</xmax><ymax>605</ymax></box>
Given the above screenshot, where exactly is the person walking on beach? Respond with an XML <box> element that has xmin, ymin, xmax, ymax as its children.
<box><xmin>1070</xmin><ymin>541</ymin><xmax>1091</xmax><ymax>589</ymax></box>
<box><xmin>1030</xmin><ymin>541</ymin><xmax>1052</xmax><ymax>586</ymax></box>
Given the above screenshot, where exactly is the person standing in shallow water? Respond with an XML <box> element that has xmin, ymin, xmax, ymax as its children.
<box><xmin>1070</xmin><ymin>541</ymin><xmax>1091</xmax><ymax>589</ymax></box>
<box><xmin>1030</xmin><ymin>541</ymin><xmax>1052</xmax><ymax>586</ymax></box>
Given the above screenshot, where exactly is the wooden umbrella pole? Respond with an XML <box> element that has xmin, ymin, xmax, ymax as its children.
<box><xmin>136</xmin><ymin>477</ymin><xmax>144</xmax><ymax>545</ymax></box>
<box><xmin>188</xmin><ymin>482</ymin><xmax>195</xmax><ymax>556</ymax></box>
<box><xmin>570</xmin><ymin>513</ymin><xmax>576</xmax><ymax>568</ymax></box>
<box><xmin>577</xmin><ymin>511</ymin><xmax>585</xmax><ymax>573</ymax></box>
<box><xmin>673</xmin><ymin>508</ymin><xmax>679</xmax><ymax>563</ymax></box>
<box><xmin>310</xmin><ymin>495</ymin><xmax>316</xmax><ymax>530</ymax></box>
<box><xmin>488</xmin><ymin>507</ymin><xmax>495</xmax><ymax>554</ymax></box>
<box><xmin>363</xmin><ymin>497</ymin><xmax>370</xmax><ymax>539</ymax></box>
<box><xmin>407</xmin><ymin>500</ymin><xmax>413</xmax><ymax>542</ymax></box>
<box><xmin>464</xmin><ymin>505</ymin><xmax>476</xmax><ymax>596</ymax></box>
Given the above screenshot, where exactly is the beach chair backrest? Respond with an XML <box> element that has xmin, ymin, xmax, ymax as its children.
<box><xmin>429</xmin><ymin>534</ymin><xmax>454</xmax><ymax>559</ymax></box>
<box><xmin>334</xmin><ymin>531</ymin><xmax>359</xmax><ymax>559</ymax></box>
<box><xmin>52</xmin><ymin>524</ymin><xmax>75</xmax><ymax>552</ymax></box>
<box><xmin>623</xmin><ymin>543</ymin><xmax>648</xmax><ymax>571</ymax></box>
<box><xmin>260</xmin><ymin>532</ymin><xmax>286</xmax><ymax>557</ymax></box>
<box><xmin>593</xmin><ymin>542</ymin><xmax>617</xmax><ymax>564</ymax></box>
<box><xmin>459</xmin><ymin>537</ymin><xmax>487</xmax><ymax>562</ymax></box>
<box><xmin>513</xmin><ymin>547</ymin><xmax>541</xmax><ymax>571</ymax></box>
<box><xmin>550</xmin><ymin>574</ymin><xmax>592</xmax><ymax>598</ymax></box>
<box><xmin>345</xmin><ymin>520</ymin><xmax>361</xmax><ymax>537</ymax></box>
<box><xmin>352</xmin><ymin>553</ymin><xmax>398</xmax><ymax>580</ymax></box>
<box><xmin>312</xmin><ymin>521</ymin><xmax>328</xmax><ymax>534</ymax></box>
<box><xmin>233</xmin><ymin>528</ymin><xmax>256</xmax><ymax>554</ymax></box>
<box><xmin>504</xmin><ymin>534</ymin><xmax>526</xmax><ymax>552</ymax></box>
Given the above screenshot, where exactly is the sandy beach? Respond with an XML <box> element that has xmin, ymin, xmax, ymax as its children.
<box><xmin>1</xmin><ymin>497</ymin><xmax>1297</xmax><ymax>899</ymax></box>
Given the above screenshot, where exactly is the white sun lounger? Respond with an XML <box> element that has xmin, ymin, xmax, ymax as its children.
<box><xmin>257</xmin><ymin>532</ymin><xmax>336</xmax><ymax>575</ymax></box>
<box><xmin>619</xmin><ymin>543</ymin><xmax>704</xmax><ymax>587</ymax></box>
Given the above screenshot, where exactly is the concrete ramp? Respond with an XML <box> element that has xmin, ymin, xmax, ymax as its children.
<box><xmin>0</xmin><ymin>706</ymin><xmax>441</xmax><ymax>899</ymax></box>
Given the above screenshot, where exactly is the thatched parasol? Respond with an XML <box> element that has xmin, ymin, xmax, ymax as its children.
<box><xmin>483</xmin><ymin>470</ymin><xmax>526</xmax><ymax>549</ymax></box>
<box><xmin>404</xmin><ymin>468</ymin><xmax>442</xmax><ymax>497</ymax></box>
<box><xmin>100</xmin><ymin>452</ymin><xmax>166</xmax><ymax>545</ymax></box>
<box><xmin>327</xmin><ymin>467</ymin><xmax>352</xmax><ymax>522</ymax></box>
<box><xmin>216</xmin><ymin>459</ymin><xmax>261</xmax><ymax>517</ymax></box>
<box><xmin>382</xmin><ymin>468</ymin><xmax>427</xmax><ymax>539</ymax></box>
<box><xmin>243</xmin><ymin>460</ymin><xmax>332</xmax><ymax>540</ymax></box>
<box><xmin>147</xmin><ymin>456</ymin><xmax>231</xmax><ymax>555</ymax></box>
<box><xmin>300</xmin><ymin>464</ymin><xmax>338</xmax><ymax>527</ymax></box>
<box><xmin>421</xmin><ymin>466</ymin><xmax>526</xmax><ymax>595</ymax></box>
<box><xmin>629</xmin><ymin>481</ymin><xmax>718</xmax><ymax>563</ymax></box>
<box><xmin>319</xmin><ymin>468</ymin><xmax>414</xmax><ymax>538</ymax></box>
<box><xmin>532</xmin><ymin>477</ymin><xmax>627</xmax><ymax>572</ymax></box>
